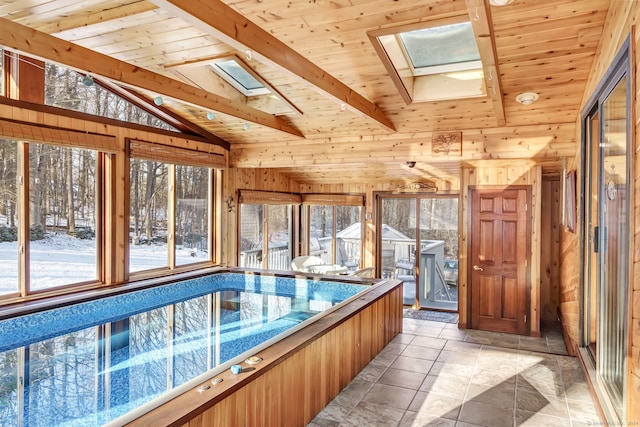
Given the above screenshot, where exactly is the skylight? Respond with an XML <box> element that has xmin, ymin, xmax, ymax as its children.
<box><xmin>398</xmin><ymin>22</ymin><xmax>481</xmax><ymax>75</ymax></box>
<box><xmin>368</xmin><ymin>18</ymin><xmax>487</xmax><ymax>104</ymax></box>
<box><xmin>209</xmin><ymin>59</ymin><xmax>270</xmax><ymax>96</ymax></box>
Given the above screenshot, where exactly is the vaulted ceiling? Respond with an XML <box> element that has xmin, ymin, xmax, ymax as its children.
<box><xmin>0</xmin><ymin>0</ymin><xmax>610</xmax><ymax>184</ymax></box>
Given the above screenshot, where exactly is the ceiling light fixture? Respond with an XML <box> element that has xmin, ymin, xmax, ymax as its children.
<box><xmin>489</xmin><ymin>0</ymin><xmax>515</xmax><ymax>5</ymax></box>
<box><xmin>82</xmin><ymin>75</ymin><xmax>94</xmax><ymax>87</ymax></box>
<box><xmin>207</xmin><ymin>111</ymin><xmax>216</xmax><ymax>120</ymax></box>
<box><xmin>154</xmin><ymin>96</ymin><xmax>163</xmax><ymax>106</ymax></box>
<box><xmin>515</xmin><ymin>92</ymin><xmax>539</xmax><ymax>105</ymax></box>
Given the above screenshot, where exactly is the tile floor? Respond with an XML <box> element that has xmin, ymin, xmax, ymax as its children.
<box><xmin>308</xmin><ymin>316</ymin><xmax>601</xmax><ymax>427</ymax></box>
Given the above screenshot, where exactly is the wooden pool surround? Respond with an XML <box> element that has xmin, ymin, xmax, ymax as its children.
<box><xmin>126</xmin><ymin>275</ymin><xmax>403</xmax><ymax>427</ymax></box>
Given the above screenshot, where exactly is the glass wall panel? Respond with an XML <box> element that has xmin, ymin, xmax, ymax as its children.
<box><xmin>175</xmin><ymin>165</ymin><xmax>210</xmax><ymax>266</ymax></box>
<box><xmin>0</xmin><ymin>139</ymin><xmax>19</xmax><ymax>295</ymax></box>
<box><xmin>29</xmin><ymin>145</ymin><xmax>98</xmax><ymax>290</ymax></box>
<box><xmin>238</xmin><ymin>204</ymin><xmax>264</xmax><ymax>268</ymax></box>
<box><xmin>266</xmin><ymin>205</ymin><xmax>291</xmax><ymax>270</ymax></box>
<box><xmin>309</xmin><ymin>205</ymin><xmax>334</xmax><ymax>263</ymax></box>
<box><xmin>129</xmin><ymin>159</ymin><xmax>169</xmax><ymax>272</ymax></box>
<box><xmin>336</xmin><ymin>206</ymin><xmax>362</xmax><ymax>271</ymax></box>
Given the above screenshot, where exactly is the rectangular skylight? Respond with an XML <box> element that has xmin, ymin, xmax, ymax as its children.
<box><xmin>398</xmin><ymin>21</ymin><xmax>481</xmax><ymax>75</ymax></box>
<box><xmin>209</xmin><ymin>59</ymin><xmax>270</xmax><ymax>96</ymax></box>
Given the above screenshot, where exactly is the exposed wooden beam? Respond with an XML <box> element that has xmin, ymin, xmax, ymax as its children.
<box><xmin>96</xmin><ymin>77</ymin><xmax>231</xmax><ymax>149</ymax></box>
<box><xmin>147</xmin><ymin>0</ymin><xmax>396</xmax><ymax>132</ymax></box>
<box><xmin>0</xmin><ymin>17</ymin><xmax>304</xmax><ymax>138</ymax></box>
<box><xmin>467</xmin><ymin>0</ymin><xmax>506</xmax><ymax>126</ymax></box>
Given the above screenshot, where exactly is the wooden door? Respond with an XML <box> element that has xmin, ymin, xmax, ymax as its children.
<box><xmin>470</xmin><ymin>188</ymin><xmax>529</xmax><ymax>335</ymax></box>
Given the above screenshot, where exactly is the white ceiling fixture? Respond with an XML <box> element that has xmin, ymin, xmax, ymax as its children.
<box><xmin>489</xmin><ymin>0</ymin><xmax>515</xmax><ymax>5</ymax></box>
<box><xmin>516</xmin><ymin>92</ymin><xmax>539</xmax><ymax>105</ymax></box>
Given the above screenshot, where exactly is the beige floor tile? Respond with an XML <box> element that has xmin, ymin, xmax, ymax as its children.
<box><xmin>465</xmin><ymin>382</ymin><xmax>515</xmax><ymax>410</ymax></box>
<box><xmin>458</xmin><ymin>400</ymin><xmax>514</xmax><ymax>427</ymax></box>
<box><xmin>398</xmin><ymin>411</ymin><xmax>456</xmax><ymax>427</ymax></box>
<box><xmin>411</xmin><ymin>335</ymin><xmax>448</xmax><ymax>350</ymax></box>
<box><xmin>515</xmin><ymin>389</ymin><xmax>569</xmax><ymax>418</ymax></box>
<box><xmin>378</xmin><ymin>367</ymin><xmax>426</xmax><ymax>390</ymax></box>
<box><xmin>401</xmin><ymin>344</ymin><xmax>442</xmax><ymax>361</ymax></box>
<box><xmin>420</xmin><ymin>373</ymin><xmax>471</xmax><ymax>399</ymax></box>
<box><xmin>408</xmin><ymin>391</ymin><xmax>463</xmax><ymax>420</ymax></box>
<box><xmin>338</xmin><ymin>400</ymin><xmax>406</xmax><ymax>426</ymax></box>
<box><xmin>361</xmin><ymin>383</ymin><xmax>417</xmax><ymax>410</ymax></box>
<box><xmin>515</xmin><ymin>409</ymin><xmax>570</xmax><ymax>427</ymax></box>
<box><xmin>332</xmin><ymin>379</ymin><xmax>374</xmax><ymax>408</ymax></box>
<box><xmin>307</xmin><ymin>315</ymin><xmax>602</xmax><ymax>427</ymax></box>
<box><xmin>391</xmin><ymin>355</ymin><xmax>435</xmax><ymax>374</ymax></box>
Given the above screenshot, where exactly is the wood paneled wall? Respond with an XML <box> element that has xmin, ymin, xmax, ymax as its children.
<box><xmin>540</xmin><ymin>178</ymin><xmax>562</xmax><ymax>324</ymax></box>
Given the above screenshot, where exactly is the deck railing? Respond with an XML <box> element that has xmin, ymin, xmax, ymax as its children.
<box><xmin>239</xmin><ymin>246</ymin><xmax>291</xmax><ymax>270</ymax></box>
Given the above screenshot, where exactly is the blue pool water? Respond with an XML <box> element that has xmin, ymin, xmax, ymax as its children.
<box><xmin>0</xmin><ymin>273</ymin><xmax>368</xmax><ymax>426</ymax></box>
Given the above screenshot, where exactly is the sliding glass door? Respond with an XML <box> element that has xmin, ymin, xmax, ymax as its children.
<box><xmin>581</xmin><ymin>38</ymin><xmax>630</xmax><ymax>422</ymax></box>
<box><xmin>379</xmin><ymin>195</ymin><xmax>458</xmax><ymax>311</ymax></box>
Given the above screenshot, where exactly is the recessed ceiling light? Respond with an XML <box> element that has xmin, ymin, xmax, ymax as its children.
<box><xmin>515</xmin><ymin>92</ymin><xmax>539</xmax><ymax>105</ymax></box>
<box><xmin>489</xmin><ymin>0</ymin><xmax>515</xmax><ymax>5</ymax></box>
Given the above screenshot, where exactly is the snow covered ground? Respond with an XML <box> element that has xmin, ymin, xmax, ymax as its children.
<box><xmin>0</xmin><ymin>234</ymin><xmax>208</xmax><ymax>294</ymax></box>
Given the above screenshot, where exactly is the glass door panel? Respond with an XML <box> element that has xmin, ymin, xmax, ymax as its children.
<box><xmin>418</xmin><ymin>198</ymin><xmax>458</xmax><ymax>310</ymax></box>
<box><xmin>381</xmin><ymin>198</ymin><xmax>416</xmax><ymax>305</ymax></box>
<box><xmin>598</xmin><ymin>75</ymin><xmax>628</xmax><ymax>419</ymax></box>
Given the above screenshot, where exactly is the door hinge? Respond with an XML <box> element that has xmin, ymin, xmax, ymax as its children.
<box><xmin>524</xmin><ymin>314</ymin><xmax>527</xmax><ymax>323</ymax></box>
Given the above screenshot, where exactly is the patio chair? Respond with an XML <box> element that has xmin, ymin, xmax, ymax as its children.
<box><xmin>349</xmin><ymin>267</ymin><xmax>375</xmax><ymax>278</ymax></box>
<box><xmin>291</xmin><ymin>255</ymin><xmax>324</xmax><ymax>272</ymax></box>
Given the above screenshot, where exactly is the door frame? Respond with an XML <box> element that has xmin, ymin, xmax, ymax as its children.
<box><xmin>466</xmin><ymin>185</ymin><xmax>532</xmax><ymax>335</ymax></box>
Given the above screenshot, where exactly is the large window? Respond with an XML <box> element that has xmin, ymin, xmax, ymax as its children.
<box><xmin>29</xmin><ymin>145</ymin><xmax>98</xmax><ymax>290</ymax></box>
<box><xmin>129</xmin><ymin>158</ymin><xmax>212</xmax><ymax>274</ymax></box>
<box><xmin>0</xmin><ymin>139</ymin><xmax>100</xmax><ymax>295</ymax></box>
<box><xmin>0</xmin><ymin>139</ymin><xmax>19</xmax><ymax>295</ymax></box>
<box><xmin>44</xmin><ymin>63</ymin><xmax>178</xmax><ymax>131</ymax></box>
<box><xmin>237</xmin><ymin>190</ymin><xmax>299</xmax><ymax>271</ymax></box>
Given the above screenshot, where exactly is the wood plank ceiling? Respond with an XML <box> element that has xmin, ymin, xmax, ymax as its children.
<box><xmin>0</xmin><ymin>0</ymin><xmax>610</xmax><ymax>184</ymax></box>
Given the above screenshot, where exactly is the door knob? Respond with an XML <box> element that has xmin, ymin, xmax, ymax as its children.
<box><xmin>473</xmin><ymin>265</ymin><xmax>483</xmax><ymax>271</ymax></box>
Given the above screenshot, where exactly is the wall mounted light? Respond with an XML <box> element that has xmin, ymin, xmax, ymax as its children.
<box><xmin>226</xmin><ymin>197</ymin><xmax>236</xmax><ymax>212</ymax></box>
<box><xmin>243</xmin><ymin>123</ymin><xmax>250</xmax><ymax>131</ymax></box>
<box><xmin>515</xmin><ymin>92</ymin><xmax>539</xmax><ymax>105</ymax></box>
<box><xmin>207</xmin><ymin>111</ymin><xmax>216</xmax><ymax>120</ymax></box>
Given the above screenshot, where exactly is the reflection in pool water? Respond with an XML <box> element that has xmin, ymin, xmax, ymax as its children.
<box><xmin>0</xmin><ymin>273</ymin><xmax>367</xmax><ymax>426</ymax></box>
